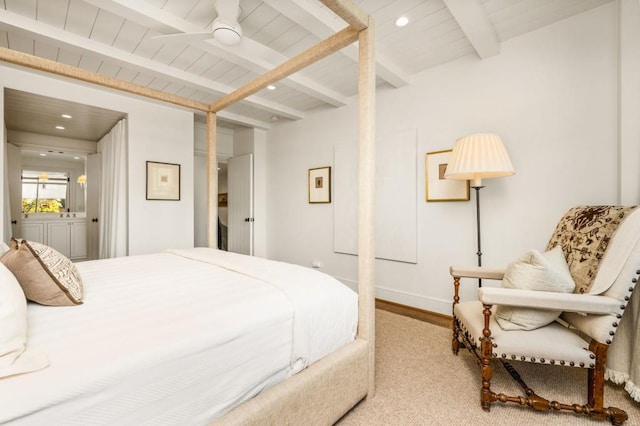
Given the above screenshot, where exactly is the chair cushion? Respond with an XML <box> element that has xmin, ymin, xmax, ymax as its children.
<box><xmin>456</xmin><ymin>301</ymin><xmax>595</xmax><ymax>368</ymax></box>
<box><xmin>495</xmin><ymin>246</ymin><xmax>575</xmax><ymax>331</ymax></box>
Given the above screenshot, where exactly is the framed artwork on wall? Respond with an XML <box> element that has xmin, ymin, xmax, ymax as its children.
<box><xmin>146</xmin><ymin>161</ymin><xmax>180</xmax><ymax>201</ymax></box>
<box><xmin>218</xmin><ymin>193</ymin><xmax>228</xmax><ymax>207</ymax></box>
<box><xmin>425</xmin><ymin>150</ymin><xmax>469</xmax><ymax>202</ymax></box>
<box><xmin>309</xmin><ymin>166</ymin><xmax>331</xmax><ymax>203</ymax></box>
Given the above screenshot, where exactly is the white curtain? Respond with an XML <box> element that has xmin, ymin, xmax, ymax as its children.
<box><xmin>2</xmin><ymin>126</ymin><xmax>11</xmax><ymax>243</ymax></box>
<box><xmin>98</xmin><ymin>118</ymin><xmax>128</xmax><ymax>258</ymax></box>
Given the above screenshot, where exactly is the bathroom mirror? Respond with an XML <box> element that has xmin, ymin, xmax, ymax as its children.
<box><xmin>19</xmin><ymin>150</ymin><xmax>87</xmax><ymax>213</ymax></box>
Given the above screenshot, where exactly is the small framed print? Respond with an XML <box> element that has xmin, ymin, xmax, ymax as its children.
<box><xmin>425</xmin><ymin>150</ymin><xmax>469</xmax><ymax>202</ymax></box>
<box><xmin>309</xmin><ymin>166</ymin><xmax>331</xmax><ymax>203</ymax></box>
<box><xmin>146</xmin><ymin>161</ymin><xmax>180</xmax><ymax>201</ymax></box>
<box><xmin>218</xmin><ymin>193</ymin><xmax>228</xmax><ymax>207</ymax></box>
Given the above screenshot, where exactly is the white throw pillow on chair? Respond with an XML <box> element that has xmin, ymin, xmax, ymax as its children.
<box><xmin>496</xmin><ymin>246</ymin><xmax>576</xmax><ymax>331</ymax></box>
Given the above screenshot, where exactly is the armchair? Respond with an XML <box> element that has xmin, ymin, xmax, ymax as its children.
<box><xmin>451</xmin><ymin>206</ymin><xmax>640</xmax><ymax>425</ymax></box>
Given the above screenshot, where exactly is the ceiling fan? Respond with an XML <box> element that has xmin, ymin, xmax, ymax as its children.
<box><xmin>154</xmin><ymin>0</ymin><xmax>243</xmax><ymax>46</ymax></box>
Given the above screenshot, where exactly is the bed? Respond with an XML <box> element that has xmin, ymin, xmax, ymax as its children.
<box><xmin>0</xmin><ymin>247</ymin><xmax>364</xmax><ymax>424</ymax></box>
<box><xmin>0</xmin><ymin>1</ymin><xmax>376</xmax><ymax>423</ymax></box>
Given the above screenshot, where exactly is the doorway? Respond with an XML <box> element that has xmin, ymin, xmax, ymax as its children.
<box><xmin>3</xmin><ymin>88</ymin><xmax>125</xmax><ymax>260</ymax></box>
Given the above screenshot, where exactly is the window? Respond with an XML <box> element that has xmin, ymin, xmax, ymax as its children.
<box><xmin>22</xmin><ymin>170</ymin><xmax>69</xmax><ymax>213</ymax></box>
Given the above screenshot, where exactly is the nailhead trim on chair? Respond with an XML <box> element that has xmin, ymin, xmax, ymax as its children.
<box><xmin>455</xmin><ymin>312</ymin><xmax>594</xmax><ymax>368</ymax></box>
<box><xmin>599</xmin><ymin>271</ymin><xmax>640</xmax><ymax>348</ymax></box>
<box><xmin>492</xmin><ymin>355</ymin><xmax>593</xmax><ymax>367</ymax></box>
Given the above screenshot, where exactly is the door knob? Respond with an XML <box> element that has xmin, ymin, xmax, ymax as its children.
<box><xmin>11</xmin><ymin>220</ymin><xmax>17</xmax><ymax>224</ymax></box>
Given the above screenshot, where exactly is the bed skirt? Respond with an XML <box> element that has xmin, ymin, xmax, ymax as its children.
<box><xmin>213</xmin><ymin>338</ymin><xmax>369</xmax><ymax>425</ymax></box>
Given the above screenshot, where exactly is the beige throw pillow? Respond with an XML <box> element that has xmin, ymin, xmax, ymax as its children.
<box><xmin>0</xmin><ymin>262</ymin><xmax>49</xmax><ymax>378</ymax></box>
<box><xmin>495</xmin><ymin>246</ymin><xmax>575</xmax><ymax>331</ymax></box>
<box><xmin>1</xmin><ymin>238</ymin><xmax>83</xmax><ymax>306</ymax></box>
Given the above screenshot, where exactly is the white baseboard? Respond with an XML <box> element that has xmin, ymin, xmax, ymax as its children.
<box><xmin>333</xmin><ymin>276</ymin><xmax>451</xmax><ymax>316</ymax></box>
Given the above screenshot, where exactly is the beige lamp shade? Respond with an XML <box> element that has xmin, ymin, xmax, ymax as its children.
<box><xmin>38</xmin><ymin>172</ymin><xmax>49</xmax><ymax>182</ymax></box>
<box><xmin>444</xmin><ymin>133</ymin><xmax>515</xmax><ymax>187</ymax></box>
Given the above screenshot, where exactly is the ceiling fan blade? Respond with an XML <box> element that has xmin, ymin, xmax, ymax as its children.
<box><xmin>215</xmin><ymin>0</ymin><xmax>241</xmax><ymax>25</ymax></box>
<box><xmin>152</xmin><ymin>31</ymin><xmax>213</xmax><ymax>43</ymax></box>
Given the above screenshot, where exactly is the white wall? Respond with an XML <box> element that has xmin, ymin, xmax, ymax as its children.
<box><xmin>266</xmin><ymin>3</ymin><xmax>623</xmax><ymax>314</ymax></box>
<box><xmin>0</xmin><ymin>66</ymin><xmax>195</xmax><ymax>255</ymax></box>
<box><xmin>619</xmin><ymin>0</ymin><xmax>640</xmax><ymax>204</ymax></box>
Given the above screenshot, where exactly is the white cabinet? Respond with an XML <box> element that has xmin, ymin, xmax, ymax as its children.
<box><xmin>46</xmin><ymin>220</ymin><xmax>87</xmax><ymax>260</ymax></box>
<box><xmin>21</xmin><ymin>218</ymin><xmax>87</xmax><ymax>260</ymax></box>
<box><xmin>21</xmin><ymin>222</ymin><xmax>45</xmax><ymax>244</ymax></box>
<box><xmin>71</xmin><ymin>221</ymin><xmax>87</xmax><ymax>259</ymax></box>
<box><xmin>47</xmin><ymin>222</ymin><xmax>70</xmax><ymax>254</ymax></box>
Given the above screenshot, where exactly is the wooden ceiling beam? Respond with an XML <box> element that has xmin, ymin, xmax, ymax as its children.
<box><xmin>320</xmin><ymin>0</ymin><xmax>369</xmax><ymax>31</ymax></box>
<box><xmin>210</xmin><ymin>26</ymin><xmax>359</xmax><ymax>113</ymax></box>
<box><xmin>86</xmin><ymin>0</ymin><xmax>349</xmax><ymax>108</ymax></box>
<box><xmin>0</xmin><ymin>46</ymin><xmax>209</xmax><ymax>112</ymax></box>
<box><xmin>264</xmin><ymin>0</ymin><xmax>410</xmax><ymax>88</ymax></box>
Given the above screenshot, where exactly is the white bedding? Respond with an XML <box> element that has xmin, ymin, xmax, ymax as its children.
<box><xmin>0</xmin><ymin>248</ymin><xmax>358</xmax><ymax>425</ymax></box>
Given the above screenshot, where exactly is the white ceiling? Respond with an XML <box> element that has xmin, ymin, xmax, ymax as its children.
<box><xmin>0</xmin><ymin>0</ymin><xmax>614</xmax><ymax>139</ymax></box>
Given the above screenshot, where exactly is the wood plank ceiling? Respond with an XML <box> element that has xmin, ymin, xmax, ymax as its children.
<box><xmin>0</xmin><ymin>0</ymin><xmax>613</xmax><ymax>140</ymax></box>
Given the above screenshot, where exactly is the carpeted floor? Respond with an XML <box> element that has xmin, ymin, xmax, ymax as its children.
<box><xmin>336</xmin><ymin>310</ymin><xmax>639</xmax><ymax>425</ymax></box>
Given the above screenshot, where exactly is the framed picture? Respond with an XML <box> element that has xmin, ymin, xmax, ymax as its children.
<box><xmin>309</xmin><ymin>166</ymin><xmax>331</xmax><ymax>203</ymax></box>
<box><xmin>425</xmin><ymin>150</ymin><xmax>469</xmax><ymax>202</ymax></box>
<box><xmin>218</xmin><ymin>193</ymin><xmax>228</xmax><ymax>207</ymax></box>
<box><xmin>146</xmin><ymin>161</ymin><xmax>180</xmax><ymax>201</ymax></box>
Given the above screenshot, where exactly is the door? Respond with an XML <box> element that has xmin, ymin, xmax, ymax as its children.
<box><xmin>86</xmin><ymin>153</ymin><xmax>101</xmax><ymax>260</ymax></box>
<box><xmin>227</xmin><ymin>153</ymin><xmax>253</xmax><ymax>255</ymax></box>
<box><xmin>7</xmin><ymin>143</ymin><xmax>21</xmax><ymax>238</ymax></box>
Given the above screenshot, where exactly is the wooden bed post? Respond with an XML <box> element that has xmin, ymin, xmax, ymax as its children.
<box><xmin>206</xmin><ymin>111</ymin><xmax>218</xmax><ymax>248</ymax></box>
<box><xmin>357</xmin><ymin>18</ymin><xmax>376</xmax><ymax>397</ymax></box>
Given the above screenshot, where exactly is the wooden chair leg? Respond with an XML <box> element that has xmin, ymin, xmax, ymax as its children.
<box><xmin>588</xmin><ymin>340</ymin><xmax>628</xmax><ymax>425</ymax></box>
<box><xmin>452</xmin><ymin>318</ymin><xmax>460</xmax><ymax>355</ymax></box>
<box><xmin>480</xmin><ymin>304</ymin><xmax>495</xmax><ymax>411</ymax></box>
<box><xmin>588</xmin><ymin>340</ymin><xmax>606</xmax><ymax>417</ymax></box>
<box><xmin>452</xmin><ymin>277</ymin><xmax>461</xmax><ymax>355</ymax></box>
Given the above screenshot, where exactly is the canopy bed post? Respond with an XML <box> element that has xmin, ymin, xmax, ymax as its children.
<box><xmin>0</xmin><ymin>1</ymin><xmax>378</xmax><ymax>420</ymax></box>
<box><xmin>357</xmin><ymin>17</ymin><xmax>376</xmax><ymax>397</ymax></box>
<box><xmin>206</xmin><ymin>111</ymin><xmax>218</xmax><ymax>248</ymax></box>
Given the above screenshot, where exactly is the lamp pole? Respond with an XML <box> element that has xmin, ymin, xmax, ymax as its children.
<box><xmin>473</xmin><ymin>185</ymin><xmax>484</xmax><ymax>287</ymax></box>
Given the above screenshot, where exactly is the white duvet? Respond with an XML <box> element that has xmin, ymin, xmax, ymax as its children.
<box><xmin>0</xmin><ymin>248</ymin><xmax>358</xmax><ymax>425</ymax></box>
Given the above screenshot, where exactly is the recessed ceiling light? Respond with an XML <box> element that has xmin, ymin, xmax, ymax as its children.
<box><xmin>39</xmin><ymin>153</ymin><xmax>47</xmax><ymax>156</ymax></box>
<box><xmin>55</xmin><ymin>125</ymin><xmax>65</xmax><ymax>130</ymax></box>
<box><xmin>395</xmin><ymin>16</ymin><xmax>409</xmax><ymax>27</ymax></box>
<box><xmin>73</xmin><ymin>156</ymin><xmax>80</xmax><ymax>160</ymax></box>
<box><xmin>267</xmin><ymin>85</ymin><xmax>276</xmax><ymax>90</ymax></box>
<box><xmin>61</xmin><ymin>114</ymin><xmax>72</xmax><ymax>119</ymax></box>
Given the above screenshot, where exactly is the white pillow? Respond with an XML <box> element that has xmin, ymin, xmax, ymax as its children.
<box><xmin>0</xmin><ymin>240</ymin><xmax>9</xmax><ymax>256</ymax></box>
<box><xmin>0</xmin><ymin>262</ymin><xmax>49</xmax><ymax>378</ymax></box>
<box><xmin>495</xmin><ymin>246</ymin><xmax>576</xmax><ymax>331</ymax></box>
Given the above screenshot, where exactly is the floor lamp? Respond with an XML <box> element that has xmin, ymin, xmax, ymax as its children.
<box><xmin>444</xmin><ymin>133</ymin><xmax>515</xmax><ymax>286</ymax></box>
